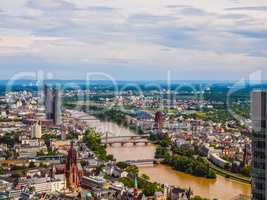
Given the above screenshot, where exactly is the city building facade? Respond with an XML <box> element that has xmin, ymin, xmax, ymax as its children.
<box><xmin>251</xmin><ymin>91</ymin><xmax>267</xmax><ymax>200</ymax></box>
<box><xmin>44</xmin><ymin>85</ymin><xmax>62</xmax><ymax>126</ymax></box>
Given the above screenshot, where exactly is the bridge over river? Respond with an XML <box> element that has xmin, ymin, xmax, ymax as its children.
<box><xmin>125</xmin><ymin>159</ymin><xmax>164</xmax><ymax>167</ymax></box>
<box><xmin>101</xmin><ymin>134</ymin><xmax>153</xmax><ymax>146</ymax></box>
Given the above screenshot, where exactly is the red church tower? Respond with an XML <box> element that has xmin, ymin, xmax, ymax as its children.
<box><xmin>66</xmin><ymin>141</ymin><xmax>80</xmax><ymax>189</ymax></box>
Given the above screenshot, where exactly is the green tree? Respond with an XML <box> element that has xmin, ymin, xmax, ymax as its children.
<box><xmin>85</xmin><ymin>129</ymin><xmax>108</xmax><ymax>161</ymax></box>
<box><xmin>142</xmin><ymin>183</ymin><xmax>159</xmax><ymax>196</ymax></box>
<box><xmin>191</xmin><ymin>195</ymin><xmax>209</xmax><ymax>200</ymax></box>
<box><xmin>0</xmin><ymin>132</ymin><xmax>20</xmax><ymax>146</ymax></box>
<box><xmin>119</xmin><ymin>177</ymin><xmax>134</xmax><ymax>188</ymax></box>
<box><xmin>155</xmin><ymin>146</ymin><xmax>168</xmax><ymax>159</ymax></box>
<box><xmin>240</xmin><ymin>165</ymin><xmax>251</xmax><ymax>177</ymax></box>
<box><xmin>107</xmin><ymin>154</ymin><xmax>115</xmax><ymax>161</ymax></box>
<box><xmin>66</xmin><ymin>132</ymin><xmax>78</xmax><ymax>140</ymax></box>
<box><xmin>169</xmin><ymin>155</ymin><xmax>216</xmax><ymax>179</ymax></box>
<box><xmin>117</xmin><ymin>162</ymin><xmax>129</xmax><ymax>169</ymax></box>
<box><xmin>29</xmin><ymin>162</ymin><xmax>36</xmax><ymax>168</ymax></box>
<box><xmin>126</xmin><ymin>165</ymin><xmax>139</xmax><ymax>176</ymax></box>
<box><xmin>141</xmin><ymin>174</ymin><xmax>150</xmax><ymax>181</ymax></box>
<box><xmin>159</xmin><ymin>137</ymin><xmax>171</xmax><ymax>147</ymax></box>
<box><xmin>0</xmin><ymin>167</ymin><xmax>5</xmax><ymax>175</ymax></box>
<box><xmin>12</xmin><ymin>170</ymin><xmax>24</xmax><ymax>179</ymax></box>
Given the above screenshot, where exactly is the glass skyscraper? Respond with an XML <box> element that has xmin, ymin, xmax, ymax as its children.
<box><xmin>251</xmin><ymin>91</ymin><xmax>267</xmax><ymax>200</ymax></box>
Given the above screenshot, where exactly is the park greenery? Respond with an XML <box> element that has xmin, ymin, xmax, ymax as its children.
<box><xmin>155</xmin><ymin>146</ymin><xmax>171</xmax><ymax>160</ymax></box>
<box><xmin>66</xmin><ymin>132</ymin><xmax>79</xmax><ymax>140</ymax></box>
<box><xmin>95</xmin><ymin>108</ymin><xmax>128</xmax><ymax>126</ymax></box>
<box><xmin>156</xmin><ymin>146</ymin><xmax>216</xmax><ymax>179</ymax></box>
<box><xmin>240</xmin><ymin>165</ymin><xmax>251</xmax><ymax>177</ymax></box>
<box><xmin>83</xmin><ymin>128</ymin><xmax>115</xmax><ymax>162</ymax></box>
<box><xmin>84</xmin><ymin>128</ymin><xmax>109</xmax><ymax>161</ymax></box>
<box><xmin>187</xmin><ymin>110</ymin><xmax>244</xmax><ymax>125</ymax></box>
<box><xmin>169</xmin><ymin>154</ymin><xmax>216</xmax><ymax>179</ymax></box>
<box><xmin>149</xmin><ymin>133</ymin><xmax>171</xmax><ymax>146</ymax></box>
<box><xmin>0</xmin><ymin>167</ymin><xmax>4</xmax><ymax>175</ymax></box>
<box><xmin>41</xmin><ymin>133</ymin><xmax>61</xmax><ymax>141</ymax></box>
<box><xmin>154</xmin><ymin>136</ymin><xmax>216</xmax><ymax>179</ymax></box>
<box><xmin>119</xmin><ymin>176</ymin><xmax>161</xmax><ymax>197</ymax></box>
<box><xmin>190</xmin><ymin>196</ymin><xmax>209</xmax><ymax>200</ymax></box>
<box><xmin>171</xmin><ymin>145</ymin><xmax>216</xmax><ymax>179</ymax></box>
<box><xmin>0</xmin><ymin>131</ymin><xmax>20</xmax><ymax>147</ymax></box>
<box><xmin>117</xmin><ymin>162</ymin><xmax>161</xmax><ymax>196</ymax></box>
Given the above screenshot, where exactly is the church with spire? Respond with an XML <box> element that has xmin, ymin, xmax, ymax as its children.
<box><xmin>65</xmin><ymin>141</ymin><xmax>80</xmax><ymax>189</ymax></box>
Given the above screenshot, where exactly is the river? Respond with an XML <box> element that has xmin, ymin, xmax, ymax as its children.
<box><xmin>70</xmin><ymin>110</ymin><xmax>251</xmax><ymax>200</ymax></box>
<box><xmin>107</xmin><ymin>144</ymin><xmax>251</xmax><ymax>200</ymax></box>
<box><xmin>139</xmin><ymin>165</ymin><xmax>251</xmax><ymax>200</ymax></box>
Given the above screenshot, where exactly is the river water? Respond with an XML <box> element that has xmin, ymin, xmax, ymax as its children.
<box><xmin>107</xmin><ymin>144</ymin><xmax>251</xmax><ymax>200</ymax></box>
<box><xmin>139</xmin><ymin>165</ymin><xmax>251</xmax><ymax>200</ymax></box>
<box><xmin>71</xmin><ymin>111</ymin><xmax>251</xmax><ymax>200</ymax></box>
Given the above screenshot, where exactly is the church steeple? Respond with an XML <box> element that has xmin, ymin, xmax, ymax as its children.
<box><xmin>66</xmin><ymin>141</ymin><xmax>79</xmax><ymax>189</ymax></box>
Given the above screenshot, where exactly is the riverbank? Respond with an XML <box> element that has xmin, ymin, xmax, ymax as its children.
<box><xmin>139</xmin><ymin>164</ymin><xmax>251</xmax><ymax>200</ymax></box>
<box><xmin>208</xmin><ymin>160</ymin><xmax>251</xmax><ymax>184</ymax></box>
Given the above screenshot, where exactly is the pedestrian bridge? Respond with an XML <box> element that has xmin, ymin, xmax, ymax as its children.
<box><xmin>124</xmin><ymin>159</ymin><xmax>163</xmax><ymax>167</ymax></box>
<box><xmin>125</xmin><ymin>159</ymin><xmax>155</xmax><ymax>167</ymax></box>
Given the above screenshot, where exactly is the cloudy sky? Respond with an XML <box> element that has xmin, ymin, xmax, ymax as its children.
<box><xmin>0</xmin><ymin>0</ymin><xmax>267</xmax><ymax>80</ymax></box>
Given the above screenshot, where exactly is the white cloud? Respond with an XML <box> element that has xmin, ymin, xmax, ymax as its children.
<box><xmin>0</xmin><ymin>0</ymin><xmax>266</xmax><ymax>80</ymax></box>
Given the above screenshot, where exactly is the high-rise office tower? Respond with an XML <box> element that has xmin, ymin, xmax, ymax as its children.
<box><xmin>44</xmin><ymin>85</ymin><xmax>62</xmax><ymax>126</ymax></box>
<box><xmin>44</xmin><ymin>85</ymin><xmax>54</xmax><ymax>119</ymax></box>
<box><xmin>251</xmin><ymin>91</ymin><xmax>267</xmax><ymax>200</ymax></box>
<box><xmin>53</xmin><ymin>87</ymin><xmax>62</xmax><ymax>126</ymax></box>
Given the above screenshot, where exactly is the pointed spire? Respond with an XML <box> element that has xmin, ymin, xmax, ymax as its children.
<box><xmin>133</xmin><ymin>176</ymin><xmax>139</xmax><ymax>200</ymax></box>
<box><xmin>134</xmin><ymin>176</ymin><xmax>138</xmax><ymax>189</ymax></box>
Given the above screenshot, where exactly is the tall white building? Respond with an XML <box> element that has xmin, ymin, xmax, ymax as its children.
<box><xmin>31</xmin><ymin>122</ymin><xmax>42</xmax><ymax>139</ymax></box>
